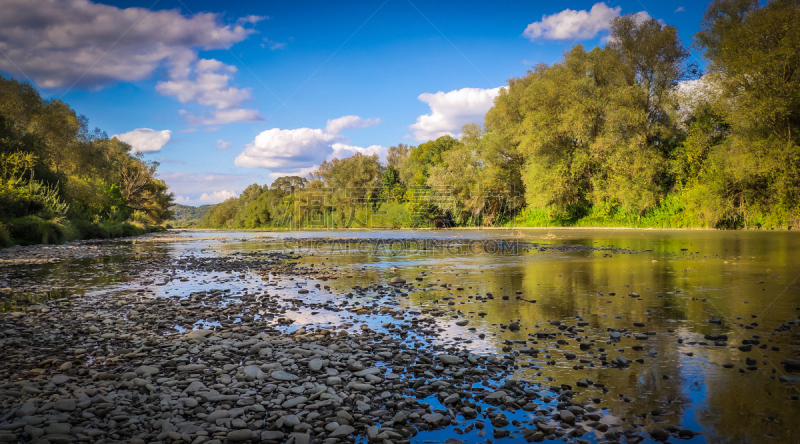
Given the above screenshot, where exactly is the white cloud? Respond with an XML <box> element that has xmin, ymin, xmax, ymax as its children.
<box><xmin>675</xmin><ymin>7</ymin><xmax>686</xmax><ymax>13</ymax></box>
<box><xmin>674</xmin><ymin>77</ymin><xmax>719</xmax><ymax>123</ymax></box>
<box><xmin>112</xmin><ymin>128</ymin><xmax>171</xmax><ymax>153</ymax></box>
<box><xmin>268</xmin><ymin>167</ymin><xmax>319</xmax><ymax>180</ymax></box>
<box><xmin>330</xmin><ymin>143</ymin><xmax>387</xmax><ymax>161</ymax></box>
<box><xmin>409</xmin><ymin>87</ymin><xmax>501</xmax><ymax>142</ymax></box>
<box><xmin>0</xmin><ymin>0</ymin><xmax>257</xmax><ymax>89</ymax></box>
<box><xmin>180</xmin><ymin>108</ymin><xmax>263</xmax><ymax>126</ymax></box>
<box><xmin>522</xmin><ymin>3</ymin><xmax>623</xmax><ymax>41</ymax></box>
<box><xmin>236</xmin><ymin>127</ymin><xmax>336</xmax><ymax>169</ymax></box>
<box><xmin>262</xmin><ymin>143</ymin><xmax>386</xmax><ymax>181</ymax></box>
<box><xmin>234</xmin><ymin>115</ymin><xmax>385</xmax><ymax>171</ymax></box>
<box><xmin>262</xmin><ymin>38</ymin><xmax>287</xmax><ymax>50</ymax></box>
<box><xmin>158</xmin><ymin>171</ymin><xmax>257</xmax><ymax>206</ymax></box>
<box><xmin>325</xmin><ymin>115</ymin><xmax>382</xmax><ymax>134</ymax></box>
<box><xmin>237</xmin><ymin>15</ymin><xmax>268</xmax><ymax>25</ymax></box>
<box><xmin>156</xmin><ymin>58</ymin><xmax>251</xmax><ymax>110</ymax></box>
<box><xmin>216</xmin><ymin>140</ymin><xmax>232</xmax><ymax>150</ymax></box>
<box><xmin>175</xmin><ymin>190</ymin><xmax>237</xmax><ymax>205</ymax></box>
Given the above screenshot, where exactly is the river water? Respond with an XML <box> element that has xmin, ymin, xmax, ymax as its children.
<box><xmin>2</xmin><ymin>228</ymin><xmax>800</xmax><ymax>443</ymax></box>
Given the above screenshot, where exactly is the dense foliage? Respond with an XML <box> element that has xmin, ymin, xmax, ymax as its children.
<box><xmin>0</xmin><ymin>77</ymin><xmax>173</xmax><ymax>246</ymax></box>
<box><xmin>201</xmin><ymin>1</ymin><xmax>800</xmax><ymax>230</ymax></box>
<box><xmin>166</xmin><ymin>204</ymin><xmax>213</xmax><ymax>228</ymax></box>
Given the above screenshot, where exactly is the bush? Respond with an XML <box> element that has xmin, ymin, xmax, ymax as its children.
<box><xmin>67</xmin><ymin>219</ymin><xmax>154</xmax><ymax>241</ymax></box>
<box><xmin>98</xmin><ymin>221</ymin><xmax>144</xmax><ymax>238</ymax></box>
<box><xmin>72</xmin><ymin>219</ymin><xmax>110</xmax><ymax>239</ymax></box>
<box><xmin>0</xmin><ymin>223</ymin><xmax>11</xmax><ymax>248</ymax></box>
<box><xmin>7</xmin><ymin>216</ymin><xmax>70</xmax><ymax>245</ymax></box>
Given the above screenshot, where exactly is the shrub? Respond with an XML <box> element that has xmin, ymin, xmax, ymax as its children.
<box><xmin>7</xmin><ymin>216</ymin><xmax>70</xmax><ymax>245</ymax></box>
<box><xmin>0</xmin><ymin>223</ymin><xmax>11</xmax><ymax>248</ymax></box>
<box><xmin>72</xmin><ymin>219</ymin><xmax>110</xmax><ymax>239</ymax></box>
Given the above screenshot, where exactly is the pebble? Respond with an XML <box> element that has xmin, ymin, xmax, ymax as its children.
<box><xmin>438</xmin><ymin>354</ymin><xmax>461</xmax><ymax>365</ymax></box>
<box><xmin>53</xmin><ymin>399</ymin><xmax>75</xmax><ymax>412</ymax></box>
<box><xmin>329</xmin><ymin>425</ymin><xmax>355</xmax><ymax>438</ymax></box>
<box><xmin>271</xmin><ymin>370</ymin><xmax>299</xmax><ymax>381</ymax></box>
<box><xmin>51</xmin><ymin>374</ymin><xmax>69</xmax><ymax>385</ymax></box>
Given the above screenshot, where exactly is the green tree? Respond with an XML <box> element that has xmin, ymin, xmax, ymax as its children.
<box><xmin>0</xmin><ymin>74</ymin><xmax>174</xmax><ymax>245</ymax></box>
<box><xmin>404</xmin><ymin>135</ymin><xmax>461</xmax><ymax>185</ymax></box>
<box><xmin>691</xmin><ymin>0</ymin><xmax>800</xmax><ymax>226</ymax></box>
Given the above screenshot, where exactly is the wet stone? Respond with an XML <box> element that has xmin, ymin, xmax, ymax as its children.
<box><xmin>438</xmin><ymin>354</ymin><xmax>461</xmax><ymax>365</ymax></box>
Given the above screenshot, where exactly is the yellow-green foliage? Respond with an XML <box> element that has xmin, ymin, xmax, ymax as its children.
<box><xmin>0</xmin><ymin>75</ymin><xmax>174</xmax><ymax>246</ymax></box>
<box><xmin>199</xmin><ymin>1</ymin><xmax>800</xmax><ymax>230</ymax></box>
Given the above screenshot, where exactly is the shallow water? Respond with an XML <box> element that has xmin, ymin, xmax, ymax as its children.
<box><xmin>2</xmin><ymin>228</ymin><xmax>800</xmax><ymax>443</ymax></box>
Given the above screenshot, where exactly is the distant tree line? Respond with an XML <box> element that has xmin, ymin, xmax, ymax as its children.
<box><xmin>200</xmin><ymin>0</ymin><xmax>800</xmax><ymax>230</ymax></box>
<box><xmin>0</xmin><ymin>76</ymin><xmax>173</xmax><ymax>245</ymax></box>
<box><xmin>167</xmin><ymin>204</ymin><xmax>213</xmax><ymax>227</ymax></box>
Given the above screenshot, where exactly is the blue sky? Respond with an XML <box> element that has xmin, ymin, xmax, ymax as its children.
<box><xmin>0</xmin><ymin>0</ymin><xmax>708</xmax><ymax>205</ymax></box>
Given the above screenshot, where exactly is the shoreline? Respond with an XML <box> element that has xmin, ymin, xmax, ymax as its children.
<box><xmin>170</xmin><ymin>225</ymin><xmax>791</xmax><ymax>232</ymax></box>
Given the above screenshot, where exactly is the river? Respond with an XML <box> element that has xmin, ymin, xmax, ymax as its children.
<box><xmin>1</xmin><ymin>228</ymin><xmax>799</xmax><ymax>443</ymax></box>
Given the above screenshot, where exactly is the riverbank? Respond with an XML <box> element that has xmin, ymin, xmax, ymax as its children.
<box><xmin>0</xmin><ymin>218</ymin><xmax>167</xmax><ymax>248</ymax></box>
<box><xmin>169</xmin><ymin>223</ymin><xmax>787</xmax><ymax>232</ymax></box>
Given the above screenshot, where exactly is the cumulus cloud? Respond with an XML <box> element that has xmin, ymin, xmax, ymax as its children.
<box><xmin>157</xmin><ymin>171</ymin><xmax>257</xmax><ymax>206</ymax></box>
<box><xmin>174</xmin><ymin>190</ymin><xmax>237</xmax><ymax>205</ymax></box>
<box><xmin>325</xmin><ymin>115</ymin><xmax>382</xmax><ymax>135</ymax></box>
<box><xmin>409</xmin><ymin>87</ymin><xmax>501</xmax><ymax>142</ymax></box>
<box><xmin>0</xmin><ymin>0</ymin><xmax>257</xmax><ymax>89</ymax></box>
<box><xmin>112</xmin><ymin>128</ymin><xmax>171</xmax><ymax>153</ymax></box>
<box><xmin>330</xmin><ymin>143</ymin><xmax>388</xmax><ymax>161</ymax></box>
<box><xmin>156</xmin><ymin>58</ymin><xmax>251</xmax><ymax>110</ymax></box>
<box><xmin>522</xmin><ymin>3</ymin><xmax>650</xmax><ymax>41</ymax></box>
<box><xmin>216</xmin><ymin>140</ymin><xmax>232</xmax><ymax>150</ymax></box>
<box><xmin>234</xmin><ymin>116</ymin><xmax>385</xmax><ymax>172</ymax></box>
<box><xmin>675</xmin><ymin>7</ymin><xmax>686</xmax><ymax>13</ymax></box>
<box><xmin>267</xmin><ymin>166</ymin><xmax>319</xmax><ymax>180</ymax></box>
<box><xmin>236</xmin><ymin>127</ymin><xmax>336</xmax><ymax>169</ymax></box>
<box><xmin>262</xmin><ymin>142</ymin><xmax>388</xmax><ymax>180</ymax></box>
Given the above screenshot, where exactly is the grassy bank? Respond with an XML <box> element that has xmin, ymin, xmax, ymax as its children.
<box><xmin>508</xmin><ymin>194</ymin><xmax>798</xmax><ymax>230</ymax></box>
<box><xmin>187</xmin><ymin>197</ymin><xmax>797</xmax><ymax>231</ymax></box>
<box><xmin>0</xmin><ymin>217</ymin><xmax>166</xmax><ymax>248</ymax></box>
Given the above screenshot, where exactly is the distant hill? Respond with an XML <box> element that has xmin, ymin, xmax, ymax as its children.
<box><xmin>166</xmin><ymin>204</ymin><xmax>212</xmax><ymax>227</ymax></box>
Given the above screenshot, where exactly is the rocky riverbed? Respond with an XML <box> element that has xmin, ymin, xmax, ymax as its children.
<box><xmin>2</xmin><ymin>230</ymin><xmax>800</xmax><ymax>443</ymax></box>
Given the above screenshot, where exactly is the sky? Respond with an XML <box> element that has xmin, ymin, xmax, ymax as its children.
<box><xmin>0</xmin><ymin>0</ymin><xmax>709</xmax><ymax>206</ymax></box>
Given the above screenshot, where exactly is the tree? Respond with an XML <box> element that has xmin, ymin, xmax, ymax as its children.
<box><xmin>487</xmin><ymin>15</ymin><xmax>690</xmax><ymax>220</ymax></box>
<box><xmin>404</xmin><ymin>136</ymin><xmax>461</xmax><ymax>185</ymax></box>
<box><xmin>691</xmin><ymin>0</ymin><xmax>800</xmax><ymax>226</ymax></box>
<box><xmin>387</xmin><ymin>144</ymin><xmax>410</xmax><ymax>172</ymax></box>
<box><xmin>271</xmin><ymin>176</ymin><xmax>307</xmax><ymax>195</ymax></box>
<box><xmin>381</xmin><ymin>165</ymin><xmax>400</xmax><ymax>188</ymax></box>
<box><xmin>0</xmin><ymin>74</ymin><xmax>174</xmax><ymax>236</ymax></box>
<box><xmin>427</xmin><ymin>125</ymin><xmax>489</xmax><ymax>224</ymax></box>
<box><xmin>204</xmin><ymin>198</ymin><xmax>238</xmax><ymax>228</ymax></box>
